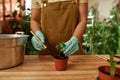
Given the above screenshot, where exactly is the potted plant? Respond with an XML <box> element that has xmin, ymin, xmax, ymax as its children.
<box><xmin>98</xmin><ymin>53</ymin><xmax>120</xmax><ymax>80</ymax></box>
<box><xmin>97</xmin><ymin>8</ymin><xmax>120</xmax><ymax>80</ymax></box>
<box><xmin>84</xmin><ymin>7</ymin><xmax>120</xmax><ymax>80</ymax></box>
<box><xmin>54</xmin><ymin>42</ymin><xmax>69</xmax><ymax>71</ymax></box>
<box><xmin>97</xmin><ymin>23</ymin><xmax>120</xmax><ymax>79</ymax></box>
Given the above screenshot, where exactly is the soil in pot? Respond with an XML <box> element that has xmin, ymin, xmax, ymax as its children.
<box><xmin>98</xmin><ymin>66</ymin><xmax>120</xmax><ymax>80</ymax></box>
<box><xmin>54</xmin><ymin>55</ymin><xmax>68</xmax><ymax>71</ymax></box>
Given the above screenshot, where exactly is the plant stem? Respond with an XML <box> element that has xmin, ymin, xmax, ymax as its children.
<box><xmin>110</xmin><ymin>53</ymin><xmax>116</xmax><ymax>76</ymax></box>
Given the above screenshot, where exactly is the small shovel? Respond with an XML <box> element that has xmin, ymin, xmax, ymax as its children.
<box><xmin>30</xmin><ymin>31</ymin><xmax>57</xmax><ymax>58</ymax></box>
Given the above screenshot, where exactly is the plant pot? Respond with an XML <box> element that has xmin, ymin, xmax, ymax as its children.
<box><xmin>98</xmin><ymin>66</ymin><xmax>120</xmax><ymax>80</ymax></box>
<box><xmin>54</xmin><ymin>56</ymin><xmax>68</xmax><ymax>71</ymax></box>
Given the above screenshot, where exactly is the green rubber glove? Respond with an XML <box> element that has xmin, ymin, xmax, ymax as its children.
<box><xmin>31</xmin><ymin>31</ymin><xmax>45</xmax><ymax>50</ymax></box>
<box><xmin>63</xmin><ymin>36</ymin><xmax>79</xmax><ymax>55</ymax></box>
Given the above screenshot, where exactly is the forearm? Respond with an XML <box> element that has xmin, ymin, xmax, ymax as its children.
<box><xmin>30</xmin><ymin>20</ymin><xmax>41</xmax><ymax>33</ymax></box>
<box><xmin>73</xmin><ymin>3</ymin><xmax>88</xmax><ymax>41</ymax></box>
<box><xmin>73</xmin><ymin>20</ymin><xmax>87</xmax><ymax>41</ymax></box>
<box><xmin>30</xmin><ymin>8</ymin><xmax>41</xmax><ymax>33</ymax></box>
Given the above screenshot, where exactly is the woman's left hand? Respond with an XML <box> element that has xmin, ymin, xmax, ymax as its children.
<box><xmin>63</xmin><ymin>36</ymin><xmax>79</xmax><ymax>55</ymax></box>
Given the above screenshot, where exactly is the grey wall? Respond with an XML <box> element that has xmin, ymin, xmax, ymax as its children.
<box><xmin>88</xmin><ymin>0</ymin><xmax>119</xmax><ymax>20</ymax></box>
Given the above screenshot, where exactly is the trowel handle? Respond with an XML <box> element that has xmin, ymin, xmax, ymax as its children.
<box><xmin>30</xmin><ymin>31</ymin><xmax>47</xmax><ymax>49</ymax></box>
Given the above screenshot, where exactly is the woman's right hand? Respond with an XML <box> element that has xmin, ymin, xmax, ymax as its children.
<box><xmin>31</xmin><ymin>31</ymin><xmax>45</xmax><ymax>50</ymax></box>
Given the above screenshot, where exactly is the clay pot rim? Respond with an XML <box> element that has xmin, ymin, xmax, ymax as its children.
<box><xmin>98</xmin><ymin>65</ymin><xmax>120</xmax><ymax>71</ymax></box>
<box><xmin>54</xmin><ymin>55</ymin><xmax>69</xmax><ymax>60</ymax></box>
<box><xmin>98</xmin><ymin>65</ymin><xmax>120</xmax><ymax>78</ymax></box>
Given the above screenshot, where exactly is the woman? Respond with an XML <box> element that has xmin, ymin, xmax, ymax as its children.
<box><xmin>31</xmin><ymin>0</ymin><xmax>88</xmax><ymax>55</ymax></box>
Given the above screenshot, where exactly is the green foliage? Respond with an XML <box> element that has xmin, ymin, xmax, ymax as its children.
<box><xmin>91</xmin><ymin>19</ymin><xmax>118</xmax><ymax>54</ymax></box>
<box><xmin>19</xmin><ymin>14</ymin><xmax>37</xmax><ymax>55</ymax></box>
<box><xmin>25</xmin><ymin>40</ymin><xmax>38</xmax><ymax>55</ymax></box>
<box><xmin>56</xmin><ymin>42</ymin><xmax>66</xmax><ymax>57</ymax></box>
<box><xmin>83</xmin><ymin>7</ymin><xmax>120</xmax><ymax>55</ymax></box>
<box><xmin>9</xmin><ymin>10</ymin><xmax>19</xmax><ymax>30</ymax></box>
<box><xmin>56</xmin><ymin>42</ymin><xmax>65</xmax><ymax>52</ymax></box>
<box><xmin>20</xmin><ymin>20</ymin><xmax>37</xmax><ymax>55</ymax></box>
<box><xmin>17</xmin><ymin>0</ymin><xmax>21</xmax><ymax>2</ymax></box>
<box><xmin>83</xmin><ymin>7</ymin><xmax>120</xmax><ymax>77</ymax></box>
<box><xmin>9</xmin><ymin>1</ymin><xmax>37</xmax><ymax>55</ymax></box>
<box><xmin>109</xmin><ymin>7</ymin><xmax>120</xmax><ymax>76</ymax></box>
<box><xmin>12</xmin><ymin>10</ymin><xmax>17</xmax><ymax>17</ymax></box>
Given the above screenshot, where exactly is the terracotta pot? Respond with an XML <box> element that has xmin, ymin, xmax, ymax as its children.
<box><xmin>98</xmin><ymin>66</ymin><xmax>120</xmax><ymax>80</ymax></box>
<box><xmin>54</xmin><ymin>56</ymin><xmax>68</xmax><ymax>71</ymax></box>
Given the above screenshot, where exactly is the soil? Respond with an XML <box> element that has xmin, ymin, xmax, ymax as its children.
<box><xmin>54</xmin><ymin>55</ymin><xmax>68</xmax><ymax>59</ymax></box>
<box><xmin>54</xmin><ymin>52</ymin><xmax>68</xmax><ymax>59</ymax></box>
<box><xmin>100</xmin><ymin>67</ymin><xmax>120</xmax><ymax>78</ymax></box>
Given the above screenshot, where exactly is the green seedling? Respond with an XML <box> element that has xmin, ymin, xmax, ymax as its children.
<box><xmin>56</xmin><ymin>42</ymin><xmax>66</xmax><ymax>58</ymax></box>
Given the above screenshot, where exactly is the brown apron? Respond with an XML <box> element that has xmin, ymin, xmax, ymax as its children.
<box><xmin>39</xmin><ymin>0</ymin><xmax>83</xmax><ymax>55</ymax></box>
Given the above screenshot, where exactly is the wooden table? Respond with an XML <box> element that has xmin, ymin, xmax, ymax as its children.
<box><xmin>0</xmin><ymin>55</ymin><xmax>120</xmax><ymax>80</ymax></box>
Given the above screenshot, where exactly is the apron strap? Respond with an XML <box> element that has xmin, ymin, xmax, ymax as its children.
<box><xmin>42</xmin><ymin>0</ymin><xmax>78</xmax><ymax>4</ymax></box>
<box><xmin>71</xmin><ymin>0</ymin><xmax>79</xmax><ymax>4</ymax></box>
<box><xmin>41</xmin><ymin>0</ymin><xmax>48</xmax><ymax>3</ymax></box>
<box><xmin>41</xmin><ymin>0</ymin><xmax>48</xmax><ymax>7</ymax></box>
<box><xmin>77</xmin><ymin>0</ymin><xmax>79</xmax><ymax>4</ymax></box>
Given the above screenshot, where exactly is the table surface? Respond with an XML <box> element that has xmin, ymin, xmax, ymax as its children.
<box><xmin>0</xmin><ymin>55</ymin><xmax>120</xmax><ymax>80</ymax></box>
